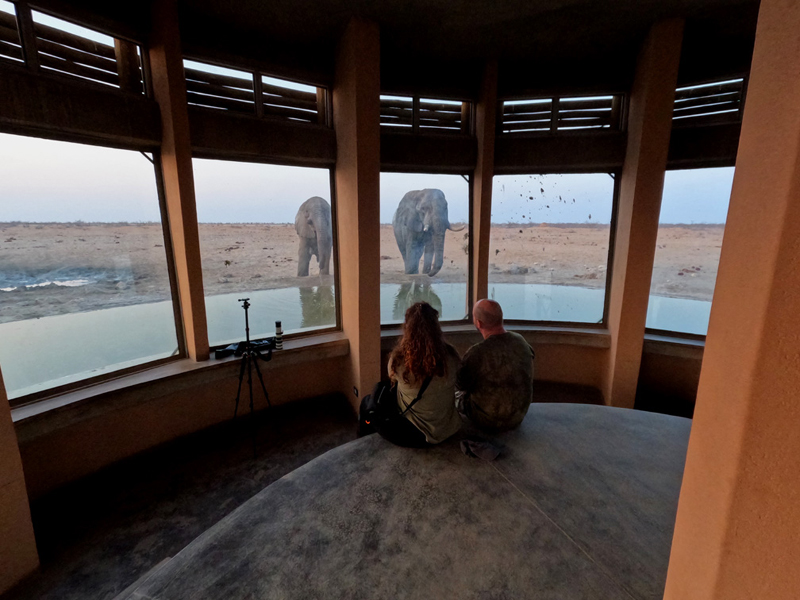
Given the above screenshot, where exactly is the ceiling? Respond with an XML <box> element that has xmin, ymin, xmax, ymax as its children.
<box><xmin>35</xmin><ymin>0</ymin><xmax>760</xmax><ymax>97</ymax></box>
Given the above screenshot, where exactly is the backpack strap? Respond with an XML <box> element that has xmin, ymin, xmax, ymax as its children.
<box><xmin>399</xmin><ymin>375</ymin><xmax>433</xmax><ymax>417</ymax></box>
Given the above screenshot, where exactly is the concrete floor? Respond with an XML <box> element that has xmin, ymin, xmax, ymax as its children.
<box><xmin>121</xmin><ymin>404</ymin><xmax>690</xmax><ymax>600</ymax></box>
<box><xmin>3</xmin><ymin>395</ymin><xmax>358</xmax><ymax>600</ymax></box>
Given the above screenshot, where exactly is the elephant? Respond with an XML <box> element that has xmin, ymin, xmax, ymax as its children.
<box><xmin>392</xmin><ymin>281</ymin><xmax>443</xmax><ymax>322</ymax></box>
<box><xmin>392</xmin><ymin>189</ymin><xmax>465</xmax><ymax>277</ymax></box>
<box><xmin>295</xmin><ymin>197</ymin><xmax>332</xmax><ymax>277</ymax></box>
<box><xmin>299</xmin><ymin>285</ymin><xmax>336</xmax><ymax>328</ymax></box>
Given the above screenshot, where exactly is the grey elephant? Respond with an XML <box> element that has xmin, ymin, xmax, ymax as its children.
<box><xmin>392</xmin><ymin>189</ymin><xmax>465</xmax><ymax>277</ymax></box>
<box><xmin>295</xmin><ymin>197</ymin><xmax>332</xmax><ymax>277</ymax></box>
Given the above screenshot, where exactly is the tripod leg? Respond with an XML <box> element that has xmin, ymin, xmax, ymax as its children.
<box><xmin>233</xmin><ymin>354</ymin><xmax>247</xmax><ymax>418</ymax></box>
<box><xmin>252</xmin><ymin>355</ymin><xmax>277</xmax><ymax>434</ymax></box>
<box><xmin>252</xmin><ymin>357</ymin><xmax>272</xmax><ymax>409</ymax></box>
<box><xmin>246</xmin><ymin>353</ymin><xmax>257</xmax><ymax>458</ymax></box>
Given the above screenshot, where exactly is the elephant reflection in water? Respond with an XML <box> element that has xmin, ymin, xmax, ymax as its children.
<box><xmin>299</xmin><ymin>285</ymin><xmax>336</xmax><ymax>328</ymax></box>
<box><xmin>392</xmin><ymin>281</ymin><xmax>443</xmax><ymax>321</ymax></box>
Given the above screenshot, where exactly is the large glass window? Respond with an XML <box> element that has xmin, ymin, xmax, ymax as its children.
<box><xmin>488</xmin><ymin>173</ymin><xmax>615</xmax><ymax>323</ymax></box>
<box><xmin>0</xmin><ymin>133</ymin><xmax>179</xmax><ymax>399</ymax></box>
<box><xmin>193</xmin><ymin>160</ymin><xmax>336</xmax><ymax>346</ymax></box>
<box><xmin>379</xmin><ymin>173</ymin><xmax>470</xmax><ymax>324</ymax></box>
<box><xmin>646</xmin><ymin>167</ymin><xmax>734</xmax><ymax>335</ymax></box>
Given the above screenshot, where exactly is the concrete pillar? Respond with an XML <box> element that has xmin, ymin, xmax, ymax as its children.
<box><xmin>148</xmin><ymin>0</ymin><xmax>209</xmax><ymax>361</ymax></box>
<box><xmin>664</xmin><ymin>1</ymin><xmax>800</xmax><ymax>598</ymax></box>
<box><xmin>471</xmin><ymin>61</ymin><xmax>498</xmax><ymax>306</ymax></box>
<box><xmin>332</xmin><ymin>18</ymin><xmax>381</xmax><ymax>411</ymax></box>
<box><xmin>604</xmin><ymin>19</ymin><xmax>683</xmax><ymax>408</ymax></box>
<box><xmin>0</xmin><ymin>366</ymin><xmax>38</xmax><ymax>595</ymax></box>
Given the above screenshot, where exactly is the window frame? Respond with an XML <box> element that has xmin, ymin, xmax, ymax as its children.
<box><xmin>643</xmin><ymin>163</ymin><xmax>734</xmax><ymax>341</ymax></box>
<box><xmin>183</xmin><ymin>54</ymin><xmax>332</xmax><ymax>128</ymax></box>
<box><xmin>378</xmin><ymin>169</ymin><xmax>474</xmax><ymax>329</ymax></box>
<box><xmin>486</xmin><ymin>168</ymin><xmax>621</xmax><ymax>330</ymax></box>
<box><xmin>191</xmin><ymin>156</ymin><xmax>343</xmax><ymax>351</ymax></box>
<box><xmin>5</xmin><ymin>143</ymin><xmax>187</xmax><ymax>408</ymax></box>
<box><xmin>497</xmin><ymin>93</ymin><xmax>626</xmax><ymax>137</ymax></box>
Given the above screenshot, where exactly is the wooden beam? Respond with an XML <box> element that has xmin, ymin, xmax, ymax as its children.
<box><xmin>115</xmin><ymin>38</ymin><xmax>142</xmax><ymax>93</ymax></box>
<box><xmin>333</xmin><ymin>18</ymin><xmax>381</xmax><ymax>411</ymax></box>
<box><xmin>0</xmin><ymin>62</ymin><xmax>160</xmax><ymax>148</ymax></box>
<box><xmin>14</xmin><ymin>1</ymin><xmax>39</xmax><ymax>71</ymax></box>
<box><xmin>471</xmin><ymin>60</ymin><xmax>498</xmax><ymax>307</ymax></box>
<box><xmin>603</xmin><ymin>19</ymin><xmax>684</xmax><ymax>408</ymax></box>
<box><xmin>148</xmin><ymin>0</ymin><xmax>209</xmax><ymax>361</ymax></box>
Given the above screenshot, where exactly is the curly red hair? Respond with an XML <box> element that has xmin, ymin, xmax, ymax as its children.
<box><xmin>390</xmin><ymin>302</ymin><xmax>449</xmax><ymax>384</ymax></box>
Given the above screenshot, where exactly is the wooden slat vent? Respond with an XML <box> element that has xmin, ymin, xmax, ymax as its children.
<box><xmin>185</xmin><ymin>59</ymin><xmax>326</xmax><ymax>125</ymax></box>
<box><xmin>673</xmin><ymin>79</ymin><xmax>745</xmax><ymax>127</ymax></box>
<box><xmin>30</xmin><ymin>11</ymin><xmax>144</xmax><ymax>93</ymax></box>
<box><xmin>501</xmin><ymin>95</ymin><xmax>622</xmax><ymax>134</ymax></box>
<box><xmin>381</xmin><ymin>95</ymin><xmax>472</xmax><ymax>134</ymax></box>
<box><xmin>184</xmin><ymin>61</ymin><xmax>255</xmax><ymax>114</ymax></box>
<box><xmin>0</xmin><ymin>5</ymin><xmax>24</xmax><ymax>63</ymax></box>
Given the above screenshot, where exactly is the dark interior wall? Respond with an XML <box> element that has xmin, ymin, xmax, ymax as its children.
<box><xmin>15</xmin><ymin>347</ymin><xmax>350</xmax><ymax>499</ymax></box>
<box><xmin>635</xmin><ymin>346</ymin><xmax>703</xmax><ymax>418</ymax></box>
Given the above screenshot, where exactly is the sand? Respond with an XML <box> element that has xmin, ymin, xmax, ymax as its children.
<box><xmin>0</xmin><ymin>222</ymin><xmax>724</xmax><ymax>324</ymax></box>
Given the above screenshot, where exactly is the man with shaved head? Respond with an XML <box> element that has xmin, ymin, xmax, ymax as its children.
<box><xmin>456</xmin><ymin>299</ymin><xmax>535</xmax><ymax>431</ymax></box>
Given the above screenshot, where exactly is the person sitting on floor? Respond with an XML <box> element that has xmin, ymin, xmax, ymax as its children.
<box><xmin>456</xmin><ymin>299</ymin><xmax>535</xmax><ymax>431</ymax></box>
<box><xmin>384</xmin><ymin>301</ymin><xmax>462</xmax><ymax>448</ymax></box>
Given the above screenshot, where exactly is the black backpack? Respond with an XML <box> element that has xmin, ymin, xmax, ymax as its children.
<box><xmin>358</xmin><ymin>376</ymin><xmax>433</xmax><ymax>437</ymax></box>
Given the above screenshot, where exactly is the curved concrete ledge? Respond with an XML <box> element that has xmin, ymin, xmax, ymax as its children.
<box><xmin>126</xmin><ymin>404</ymin><xmax>690</xmax><ymax>600</ymax></box>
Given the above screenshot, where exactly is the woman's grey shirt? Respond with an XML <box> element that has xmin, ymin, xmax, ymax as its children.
<box><xmin>389</xmin><ymin>350</ymin><xmax>462</xmax><ymax>444</ymax></box>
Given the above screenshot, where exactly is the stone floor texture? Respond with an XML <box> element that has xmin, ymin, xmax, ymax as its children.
<box><xmin>122</xmin><ymin>404</ymin><xmax>690</xmax><ymax>600</ymax></box>
<box><xmin>2</xmin><ymin>395</ymin><xmax>358</xmax><ymax>600</ymax></box>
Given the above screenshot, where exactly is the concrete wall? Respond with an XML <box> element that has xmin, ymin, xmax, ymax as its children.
<box><xmin>0</xmin><ymin>367</ymin><xmax>39</xmax><ymax>595</ymax></box>
<box><xmin>14</xmin><ymin>340</ymin><xmax>349</xmax><ymax>499</ymax></box>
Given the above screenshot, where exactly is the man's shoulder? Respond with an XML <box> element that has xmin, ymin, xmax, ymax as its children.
<box><xmin>490</xmin><ymin>331</ymin><xmax>534</xmax><ymax>358</ymax></box>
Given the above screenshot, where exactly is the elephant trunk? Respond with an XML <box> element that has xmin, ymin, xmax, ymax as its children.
<box><xmin>428</xmin><ymin>232</ymin><xmax>446</xmax><ymax>277</ymax></box>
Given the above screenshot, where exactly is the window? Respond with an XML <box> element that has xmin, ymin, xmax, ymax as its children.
<box><xmin>0</xmin><ymin>1</ymin><xmax>23</xmax><ymax>63</ymax></box>
<box><xmin>501</xmin><ymin>95</ymin><xmax>622</xmax><ymax>134</ymax></box>
<box><xmin>185</xmin><ymin>58</ymin><xmax>328</xmax><ymax>125</ymax></box>
<box><xmin>646</xmin><ymin>167</ymin><xmax>734</xmax><ymax>335</ymax></box>
<box><xmin>380</xmin><ymin>95</ymin><xmax>471</xmax><ymax>134</ymax></box>
<box><xmin>30</xmin><ymin>10</ymin><xmax>144</xmax><ymax>92</ymax></box>
<box><xmin>193</xmin><ymin>159</ymin><xmax>337</xmax><ymax>346</ymax></box>
<box><xmin>673</xmin><ymin>79</ymin><xmax>745</xmax><ymax>126</ymax></box>
<box><xmin>488</xmin><ymin>173</ymin><xmax>615</xmax><ymax>323</ymax></box>
<box><xmin>380</xmin><ymin>173</ymin><xmax>470</xmax><ymax>324</ymax></box>
<box><xmin>184</xmin><ymin>59</ymin><xmax>255</xmax><ymax>113</ymax></box>
<box><xmin>0</xmin><ymin>133</ymin><xmax>180</xmax><ymax>400</ymax></box>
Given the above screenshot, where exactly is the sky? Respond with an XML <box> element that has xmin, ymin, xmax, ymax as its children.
<box><xmin>0</xmin><ymin>132</ymin><xmax>735</xmax><ymax>225</ymax></box>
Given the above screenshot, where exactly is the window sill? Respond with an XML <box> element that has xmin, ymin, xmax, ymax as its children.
<box><xmin>643</xmin><ymin>333</ymin><xmax>704</xmax><ymax>359</ymax></box>
<box><xmin>381</xmin><ymin>324</ymin><xmax>611</xmax><ymax>350</ymax></box>
<box><xmin>12</xmin><ymin>332</ymin><xmax>349</xmax><ymax>442</ymax></box>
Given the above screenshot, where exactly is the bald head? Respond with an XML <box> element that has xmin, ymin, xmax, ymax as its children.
<box><xmin>473</xmin><ymin>299</ymin><xmax>505</xmax><ymax>338</ymax></box>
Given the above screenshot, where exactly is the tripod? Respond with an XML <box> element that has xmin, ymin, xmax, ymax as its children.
<box><xmin>232</xmin><ymin>298</ymin><xmax>273</xmax><ymax>457</ymax></box>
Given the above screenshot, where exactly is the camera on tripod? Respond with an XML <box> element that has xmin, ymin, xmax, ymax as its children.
<box><xmin>214</xmin><ymin>298</ymin><xmax>276</xmax><ymax>359</ymax></box>
<box><xmin>215</xmin><ymin>298</ymin><xmax>276</xmax><ymax>457</ymax></box>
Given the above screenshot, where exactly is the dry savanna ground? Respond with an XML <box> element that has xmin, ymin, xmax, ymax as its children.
<box><xmin>0</xmin><ymin>221</ymin><xmax>723</xmax><ymax>323</ymax></box>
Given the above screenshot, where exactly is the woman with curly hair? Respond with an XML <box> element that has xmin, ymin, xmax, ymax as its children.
<box><xmin>383</xmin><ymin>301</ymin><xmax>462</xmax><ymax>447</ymax></box>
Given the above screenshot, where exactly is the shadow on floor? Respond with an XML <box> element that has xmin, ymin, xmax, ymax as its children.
<box><xmin>3</xmin><ymin>394</ymin><xmax>358</xmax><ymax>600</ymax></box>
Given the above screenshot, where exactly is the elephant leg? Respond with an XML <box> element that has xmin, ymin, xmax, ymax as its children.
<box><xmin>297</xmin><ymin>238</ymin><xmax>311</xmax><ymax>277</ymax></box>
<box><xmin>404</xmin><ymin>238</ymin><xmax>423</xmax><ymax>274</ymax></box>
<box><xmin>422</xmin><ymin>236</ymin><xmax>434</xmax><ymax>274</ymax></box>
<box><xmin>318</xmin><ymin>239</ymin><xmax>331</xmax><ymax>275</ymax></box>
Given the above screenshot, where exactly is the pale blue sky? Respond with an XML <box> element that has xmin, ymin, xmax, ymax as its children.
<box><xmin>0</xmin><ymin>132</ymin><xmax>734</xmax><ymax>224</ymax></box>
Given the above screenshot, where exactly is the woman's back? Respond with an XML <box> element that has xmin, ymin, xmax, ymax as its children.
<box><xmin>390</xmin><ymin>344</ymin><xmax>461</xmax><ymax>444</ymax></box>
